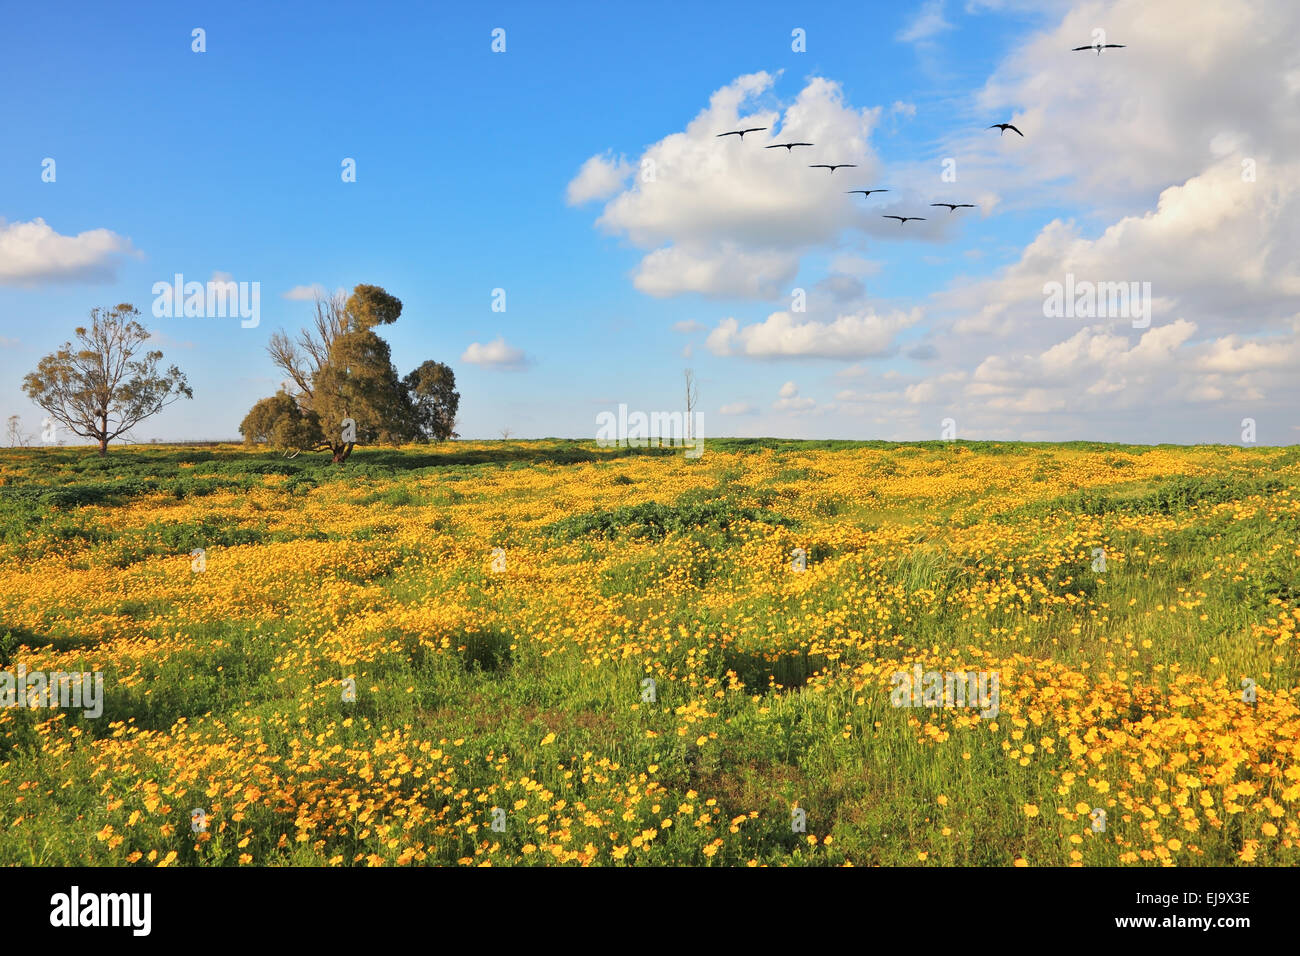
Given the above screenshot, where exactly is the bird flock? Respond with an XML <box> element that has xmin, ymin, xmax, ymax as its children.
<box><xmin>716</xmin><ymin>120</ymin><xmax>984</xmax><ymax>226</ymax></box>
<box><xmin>716</xmin><ymin>38</ymin><xmax>1124</xmax><ymax>228</ymax></box>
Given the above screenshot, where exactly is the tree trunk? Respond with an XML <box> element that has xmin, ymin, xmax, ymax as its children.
<box><xmin>331</xmin><ymin>441</ymin><xmax>355</xmax><ymax>464</ymax></box>
<box><xmin>98</xmin><ymin>438</ymin><xmax>108</xmax><ymax>455</ymax></box>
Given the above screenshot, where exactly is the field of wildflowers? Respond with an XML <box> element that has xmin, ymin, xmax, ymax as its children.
<box><xmin>0</xmin><ymin>439</ymin><xmax>1296</xmax><ymax>866</ymax></box>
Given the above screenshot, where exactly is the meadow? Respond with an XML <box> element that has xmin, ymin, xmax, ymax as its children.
<box><xmin>0</xmin><ymin>439</ymin><xmax>1296</xmax><ymax>867</ymax></box>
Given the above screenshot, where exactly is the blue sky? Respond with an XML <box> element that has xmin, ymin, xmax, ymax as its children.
<box><xmin>3</xmin><ymin>0</ymin><xmax>1297</xmax><ymax>445</ymax></box>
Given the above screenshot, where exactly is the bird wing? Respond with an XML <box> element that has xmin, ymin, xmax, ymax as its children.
<box><xmin>810</xmin><ymin>165</ymin><xmax>830</xmax><ymax>169</ymax></box>
<box><xmin>764</xmin><ymin>144</ymin><xmax>785</xmax><ymax>149</ymax></box>
<box><xmin>957</xmin><ymin>204</ymin><xmax>976</xmax><ymax>208</ymax></box>
<box><xmin>1072</xmin><ymin>46</ymin><xmax>1092</xmax><ymax>51</ymax></box>
<box><xmin>930</xmin><ymin>203</ymin><xmax>950</xmax><ymax>208</ymax></box>
<box><xmin>988</xmin><ymin>124</ymin><xmax>1004</xmax><ymax>129</ymax></box>
<box><xmin>743</xmin><ymin>127</ymin><xmax>767</xmax><ymax>133</ymax></box>
<box><xmin>1008</xmin><ymin>125</ymin><xmax>1023</xmax><ymax>136</ymax></box>
<box><xmin>792</xmin><ymin>142</ymin><xmax>813</xmax><ymax>146</ymax></box>
<box><xmin>716</xmin><ymin>131</ymin><xmax>739</xmax><ymax>137</ymax></box>
<box><xmin>883</xmin><ymin>215</ymin><xmax>903</xmax><ymax>221</ymax></box>
<box><xmin>1104</xmin><ymin>44</ymin><xmax>1125</xmax><ymax>48</ymax></box>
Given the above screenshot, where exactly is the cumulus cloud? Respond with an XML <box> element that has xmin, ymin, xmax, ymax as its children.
<box><xmin>828</xmin><ymin>0</ymin><xmax>1299</xmax><ymax>442</ymax></box>
<box><xmin>940</xmin><ymin>157</ymin><xmax>1300</xmax><ymax>343</ymax></box>
<box><xmin>568</xmin><ymin>0</ymin><xmax>1300</xmax><ymax>442</ymax></box>
<box><xmin>1198</xmin><ymin>334</ymin><xmax>1299</xmax><ymax>374</ymax></box>
<box><xmin>0</xmin><ymin>218</ymin><xmax>138</xmax><ymax>286</ymax></box>
<box><xmin>461</xmin><ymin>336</ymin><xmax>529</xmax><ymax>369</ymax></box>
<box><xmin>705</xmin><ymin>308</ymin><xmax>921</xmax><ymax>359</ymax></box>
<box><xmin>634</xmin><ymin>244</ymin><xmax>800</xmax><ymax>299</ymax></box>
<box><xmin>934</xmin><ymin>0</ymin><xmax>1300</xmax><ymax>210</ymax></box>
<box><xmin>773</xmin><ymin>381</ymin><xmax>816</xmax><ymax>412</ymax></box>
<box><xmin>572</xmin><ymin>72</ymin><xmax>884</xmax><ymax>299</ymax></box>
<box><xmin>565</xmin><ymin>152</ymin><xmax>633</xmax><ymax>205</ymax></box>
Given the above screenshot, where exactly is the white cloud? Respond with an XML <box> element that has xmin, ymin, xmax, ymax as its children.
<box><xmin>673</xmin><ymin>319</ymin><xmax>705</xmax><ymax>333</ymax></box>
<box><xmin>284</xmin><ymin>284</ymin><xmax>324</xmax><ymax>301</ymax></box>
<box><xmin>947</xmin><ymin>0</ymin><xmax>1300</xmax><ymax>209</ymax></box>
<box><xmin>565</xmin><ymin>152</ymin><xmax>633</xmax><ymax>205</ymax></box>
<box><xmin>634</xmin><ymin>244</ymin><xmax>800</xmax><ymax>299</ymax></box>
<box><xmin>773</xmin><ymin>381</ymin><xmax>816</xmax><ymax>412</ymax></box>
<box><xmin>941</xmin><ymin>157</ymin><xmax>1300</xmax><ymax>343</ymax></box>
<box><xmin>565</xmin><ymin>0</ymin><xmax>1300</xmax><ymax>442</ymax></box>
<box><xmin>574</xmin><ymin>72</ymin><xmax>884</xmax><ymax>299</ymax></box>
<box><xmin>706</xmin><ymin>308</ymin><xmax>921</xmax><ymax>359</ymax></box>
<box><xmin>461</xmin><ymin>336</ymin><xmax>529</xmax><ymax>369</ymax></box>
<box><xmin>719</xmin><ymin>401</ymin><xmax>757</xmax><ymax>415</ymax></box>
<box><xmin>1197</xmin><ymin>334</ymin><xmax>1299</xmax><ymax>373</ymax></box>
<box><xmin>0</xmin><ymin>218</ymin><xmax>137</xmax><ymax>286</ymax></box>
<box><xmin>897</xmin><ymin>1</ymin><xmax>953</xmax><ymax>43</ymax></box>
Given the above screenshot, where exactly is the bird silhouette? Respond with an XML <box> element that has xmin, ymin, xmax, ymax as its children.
<box><xmin>810</xmin><ymin>164</ymin><xmax>857</xmax><ymax>173</ymax></box>
<box><xmin>883</xmin><ymin>215</ymin><xmax>926</xmax><ymax>224</ymax></box>
<box><xmin>989</xmin><ymin>123</ymin><xmax>1023</xmax><ymax>137</ymax></box>
<box><xmin>930</xmin><ymin>203</ymin><xmax>976</xmax><ymax>212</ymax></box>
<box><xmin>846</xmin><ymin>189</ymin><xmax>889</xmax><ymax>197</ymax></box>
<box><xmin>716</xmin><ymin>127</ymin><xmax>767</xmax><ymax>139</ymax></box>
<box><xmin>765</xmin><ymin>142</ymin><xmax>814</xmax><ymax>151</ymax></box>
<box><xmin>1073</xmin><ymin>43</ymin><xmax>1125</xmax><ymax>55</ymax></box>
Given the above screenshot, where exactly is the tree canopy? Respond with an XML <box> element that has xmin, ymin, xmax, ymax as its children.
<box><xmin>23</xmin><ymin>304</ymin><xmax>192</xmax><ymax>455</ymax></box>
<box><xmin>246</xmin><ymin>285</ymin><xmax>459</xmax><ymax>461</ymax></box>
<box><xmin>404</xmin><ymin>360</ymin><xmax>460</xmax><ymax>441</ymax></box>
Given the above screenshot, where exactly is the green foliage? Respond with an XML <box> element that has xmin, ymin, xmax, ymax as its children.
<box><xmin>547</xmin><ymin>499</ymin><xmax>794</xmax><ymax>541</ymax></box>
<box><xmin>345</xmin><ymin>284</ymin><xmax>403</xmax><ymax>331</ymax></box>
<box><xmin>239</xmin><ymin>391</ymin><xmax>324</xmax><ymax>451</ymax></box>
<box><xmin>1042</xmin><ymin>474</ymin><xmax>1285</xmax><ymax>517</ymax></box>
<box><xmin>245</xmin><ymin>284</ymin><xmax>461</xmax><ymax>462</ymax></box>
<box><xmin>404</xmin><ymin>360</ymin><xmax>460</xmax><ymax>442</ymax></box>
<box><xmin>21</xmin><ymin>303</ymin><xmax>191</xmax><ymax>455</ymax></box>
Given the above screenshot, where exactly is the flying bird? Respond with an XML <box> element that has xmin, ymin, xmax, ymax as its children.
<box><xmin>882</xmin><ymin>215</ymin><xmax>926</xmax><ymax>224</ymax></box>
<box><xmin>765</xmin><ymin>142</ymin><xmax>814</xmax><ymax>151</ymax></box>
<box><xmin>989</xmin><ymin>123</ymin><xmax>1023</xmax><ymax>137</ymax></box>
<box><xmin>716</xmin><ymin>127</ymin><xmax>767</xmax><ymax>139</ymax></box>
<box><xmin>1073</xmin><ymin>42</ymin><xmax>1126</xmax><ymax>55</ymax></box>
<box><xmin>810</xmin><ymin>164</ymin><xmax>857</xmax><ymax>173</ymax></box>
<box><xmin>930</xmin><ymin>202</ymin><xmax>976</xmax><ymax>212</ymax></box>
<box><xmin>846</xmin><ymin>189</ymin><xmax>889</xmax><ymax>197</ymax></box>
